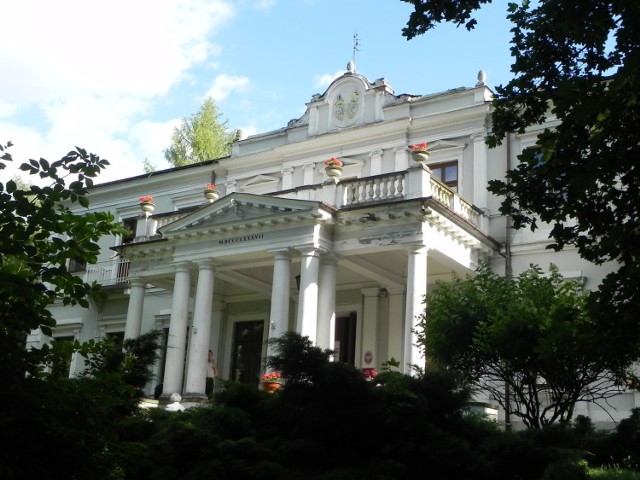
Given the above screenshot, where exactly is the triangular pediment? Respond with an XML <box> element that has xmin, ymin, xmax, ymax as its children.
<box><xmin>159</xmin><ymin>193</ymin><xmax>330</xmax><ymax>235</ymax></box>
<box><xmin>240</xmin><ymin>174</ymin><xmax>280</xmax><ymax>193</ymax></box>
<box><xmin>242</xmin><ymin>174</ymin><xmax>280</xmax><ymax>188</ymax></box>
<box><xmin>427</xmin><ymin>140</ymin><xmax>465</xmax><ymax>152</ymax></box>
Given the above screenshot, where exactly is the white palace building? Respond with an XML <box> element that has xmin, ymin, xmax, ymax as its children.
<box><xmin>35</xmin><ymin>64</ymin><xmax>637</xmax><ymax>426</ymax></box>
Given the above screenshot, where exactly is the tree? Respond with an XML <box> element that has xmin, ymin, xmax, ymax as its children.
<box><xmin>164</xmin><ymin>97</ymin><xmax>240</xmax><ymax>167</ymax></box>
<box><xmin>400</xmin><ymin>0</ymin><xmax>640</xmax><ymax>348</ymax></box>
<box><xmin>142</xmin><ymin>157</ymin><xmax>156</xmax><ymax>173</ymax></box>
<box><xmin>0</xmin><ymin>142</ymin><xmax>160</xmax><ymax>479</ymax></box>
<box><xmin>416</xmin><ymin>264</ymin><xmax>638</xmax><ymax>429</ymax></box>
<box><xmin>0</xmin><ymin>141</ymin><xmax>122</xmax><ymax>381</ymax></box>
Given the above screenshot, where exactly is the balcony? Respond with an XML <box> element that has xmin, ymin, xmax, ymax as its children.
<box><xmin>277</xmin><ymin>165</ymin><xmax>488</xmax><ymax>235</ymax></box>
<box><xmin>123</xmin><ymin>165</ymin><xmax>489</xmax><ymax>246</ymax></box>
<box><xmin>83</xmin><ymin>259</ymin><xmax>130</xmax><ymax>287</ymax></box>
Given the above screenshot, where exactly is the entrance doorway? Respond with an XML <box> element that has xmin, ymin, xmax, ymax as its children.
<box><xmin>230</xmin><ymin>320</ymin><xmax>264</xmax><ymax>384</ymax></box>
<box><xmin>334</xmin><ymin>312</ymin><xmax>357</xmax><ymax>364</ymax></box>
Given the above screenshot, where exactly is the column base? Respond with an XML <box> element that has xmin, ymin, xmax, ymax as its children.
<box><xmin>181</xmin><ymin>392</ymin><xmax>210</xmax><ymax>407</ymax></box>
<box><xmin>158</xmin><ymin>392</ymin><xmax>209</xmax><ymax>409</ymax></box>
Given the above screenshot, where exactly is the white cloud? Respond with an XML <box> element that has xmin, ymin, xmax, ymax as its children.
<box><xmin>0</xmin><ymin>103</ymin><xmax>17</xmax><ymax>118</ymax></box>
<box><xmin>237</xmin><ymin>125</ymin><xmax>259</xmax><ymax>140</ymax></box>
<box><xmin>314</xmin><ymin>70</ymin><xmax>344</xmax><ymax>89</ymax></box>
<box><xmin>129</xmin><ymin>119</ymin><xmax>181</xmax><ymax>172</ymax></box>
<box><xmin>0</xmin><ymin>0</ymin><xmax>236</xmax><ymax>184</ymax></box>
<box><xmin>0</xmin><ymin>1</ymin><xmax>234</xmax><ymax>104</ymax></box>
<box><xmin>206</xmin><ymin>74</ymin><xmax>250</xmax><ymax>102</ymax></box>
<box><xmin>256</xmin><ymin>0</ymin><xmax>277</xmax><ymax>9</ymax></box>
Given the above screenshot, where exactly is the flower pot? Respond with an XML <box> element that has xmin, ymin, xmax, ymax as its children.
<box><xmin>411</xmin><ymin>150</ymin><xmax>430</xmax><ymax>163</ymax></box>
<box><xmin>204</xmin><ymin>190</ymin><xmax>220</xmax><ymax>202</ymax></box>
<box><xmin>262</xmin><ymin>381</ymin><xmax>282</xmax><ymax>393</ymax></box>
<box><xmin>140</xmin><ymin>202</ymin><xmax>155</xmax><ymax>216</ymax></box>
<box><xmin>325</xmin><ymin>166</ymin><xmax>343</xmax><ymax>179</ymax></box>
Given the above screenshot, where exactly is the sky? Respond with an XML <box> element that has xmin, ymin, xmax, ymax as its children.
<box><xmin>0</xmin><ymin>0</ymin><xmax>514</xmax><ymax>185</ymax></box>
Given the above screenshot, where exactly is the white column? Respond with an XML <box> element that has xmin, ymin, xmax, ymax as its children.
<box><xmin>303</xmin><ymin>163</ymin><xmax>315</xmax><ymax>186</ymax></box>
<box><xmin>403</xmin><ymin>246</ymin><xmax>428</xmax><ymax>373</ymax></box>
<box><xmin>472</xmin><ymin>132</ymin><xmax>488</xmax><ymax>209</ymax></box>
<box><xmin>162</xmin><ymin>263</ymin><xmax>192</xmax><ymax>398</ymax></box>
<box><xmin>124</xmin><ymin>278</ymin><xmax>146</xmax><ymax>340</ymax></box>
<box><xmin>209</xmin><ymin>300</ymin><xmax>225</xmax><ymax>378</ymax></box>
<box><xmin>269</xmin><ymin>250</ymin><xmax>291</xmax><ymax>345</ymax></box>
<box><xmin>296</xmin><ymin>247</ymin><xmax>320</xmax><ymax>343</ymax></box>
<box><xmin>394</xmin><ymin>146</ymin><xmax>409</xmax><ymax>171</ymax></box>
<box><xmin>317</xmin><ymin>254</ymin><xmax>337</xmax><ymax>350</ymax></box>
<box><xmin>386</xmin><ymin>286</ymin><xmax>405</xmax><ymax>366</ymax></box>
<box><xmin>281</xmin><ymin>167</ymin><xmax>294</xmax><ymax>191</ymax></box>
<box><xmin>361</xmin><ymin>288</ymin><xmax>379</xmax><ymax>369</ymax></box>
<box><xmin>369</xmin><ymin>149</ymin><xmax>383</xmax><ymax>176</ymax></box>
<box><xmin>184</xmin><ymin>260</ymin><xmax>215</xmax><ymax>398</ymax></box>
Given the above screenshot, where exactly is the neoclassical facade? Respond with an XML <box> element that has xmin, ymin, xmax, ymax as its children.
<box><xmin>37</xmin><ymin>65</ymin><xmax>636</xmax><ymax>426</ymax></box>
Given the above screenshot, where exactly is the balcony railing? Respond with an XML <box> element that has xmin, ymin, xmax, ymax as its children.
<box><xmin>276</xmin><ymin>167</ymin><xmax>487</xmax><ymax>233</ymax></box>
<box><xmin>84</xmin><ymin>259</ymin><xmax>130</xmax><ymax>286</ymax></box>
<box><xmin>131</xmin><ymin>166</ymin><xmax>489</xmax><ymax>243</ymax></box>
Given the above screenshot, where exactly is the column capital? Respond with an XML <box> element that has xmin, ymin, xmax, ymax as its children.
<box><xmin>195</xmin><ymin>259</ymin><xmax>216</xmax><ymax>270</ymax></box>
<box><xmin>268</xmin><ymin>248</ymin><xmax>292</xmax><ymax>260</ymax></box>
<box><xmin>470</xmin><ymin>130</ymin><xmax>486</xmax><ymax>141</ymax></box>
<box><xmin>369</xmin><ymin>149</ymin><xmax>383</xmax><ymax>158</ymax></box>
<box><xmin>361</xmin><ymin>287</ymin><xmax>380</xmax><ymax>298</ymax></box>
<box><xmin>385</xmin><ymin>285</ymin><xmax>405</xmax><ymax>296</ymax></box>
<box><xmin>295</xmin><ymin>245</ymin><xmax>322</xmax><ymax>257</ymax></box>
<box><xmin>171</xmin><ymin>261</ymin><xmax>194</xmax><ymax>272</ymax></box>
<box><xmin>393</xmin><ymin>145</ymin><xmax>407</xmax><ymax>154</ymax></box>
<box><xmin>128</xmin><ymin>277</ymin><xmax>147</xmax><ymax>288</ymax></box>
<box><xmin>405</xmin><ymin>243</ymin><xmax>429</xmax><ymax>254</ymax></box>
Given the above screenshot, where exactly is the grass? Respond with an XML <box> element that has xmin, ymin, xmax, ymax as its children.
<box><xmin>588</xmin><ymin>467</ymin><xmax>640</xmax><ymax>479</ymax></box>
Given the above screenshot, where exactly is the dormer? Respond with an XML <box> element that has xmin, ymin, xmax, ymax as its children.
<box><xmin>306</xmin><ymin>62</ymin><xmax>394</xmax><ymax>137</ymax></box>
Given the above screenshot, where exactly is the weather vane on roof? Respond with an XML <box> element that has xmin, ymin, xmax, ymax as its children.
<box><xmin>351</xmin><ymin>32</ymin><xmax>360</xmax><ymax>73</ymax></box>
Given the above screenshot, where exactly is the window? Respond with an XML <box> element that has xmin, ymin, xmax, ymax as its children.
<box><xmin>430</xmin><ymin>161</ymin><xmax>458</xmax><ymax>191</ymax></box>
<box><xmin>50</xmin><ymin>336</ymin><xmax>74</xmax><ymax>378</ymax></box>
<box><xmin>121</xmin><ymin>218</ymin><xmax>137</xmax><ymax>245</ymax></box>
<box><xmin>68</xmin><ymin>258</ymin><xmax>86</xmax><ymax>273</ymax></box>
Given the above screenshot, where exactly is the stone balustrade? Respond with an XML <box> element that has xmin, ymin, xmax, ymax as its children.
<box><xmin>84</xmin><ymin>259</ymin><xmax>130</xmax><ymax>286</ymax></box>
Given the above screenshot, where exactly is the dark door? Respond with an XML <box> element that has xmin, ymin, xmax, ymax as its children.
<box><xmin>335</xmin><ymin>312</ymin><xmax>357</xmax><ymax>364</ymax></box>
<box><xmin>230</xmin><ymin>320</ymin><xmax>264</xmax><ymax>384</ymax></box>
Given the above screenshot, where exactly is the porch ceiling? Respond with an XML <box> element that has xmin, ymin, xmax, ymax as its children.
<box><xmin>143</xmin><ymin>248</ymin><xmax>467</xmax><ymax>299</ymax></box>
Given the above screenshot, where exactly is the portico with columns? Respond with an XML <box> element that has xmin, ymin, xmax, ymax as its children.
<box><xmin>120</xmin><ymin>185</ymin><xmax>495</xmax><ymax>403</ymax></box>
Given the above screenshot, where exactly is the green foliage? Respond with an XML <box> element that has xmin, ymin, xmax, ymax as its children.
<box><xmin>120</xmin><ymin>332</ymin><xmax>640</xmax><ymax>479</ymax></box>
<box><xmin>0</xmin><ymin>142</ymin><xmax>124</xmax><ymax>380</ymax></box>
<box><xmin>401</xmin><ymin>0</ymin><xmax>640</xmax><ymax>341</ymax></box>
<box><xmin>417</xmin><ymin>263</ymin><xmax>634</xmax><ymax>428</ymax></box>
<box><xmin>589</xmin><ymin>467</ymin><xmax>640</xmax><ymax>479</ymax></box>
<box><xmin>266</xmin><ymin>331</ymin><xmax>335</xmax><ymax>385</ymax></box>
<box><xmin>542</xmin><ymin>460</ymin><xmax>589</xmax><ymax>480</ymax></box>
<box><xmin>1</xmin><ymin>331</ymin><xmax>161</xmax><ymax>480</ymax></box>
<box><xmin>400</xmin><ymin>0</ymin><xmax>493</xmax><ymax>36</ymax></box>
<box><xmin>164</xmin><ymin>97</ymin><xmax>239</xmax><ymax>167</ymax></box>
<box><xmin>0</xmin><ymin>142</ymin><xmax>160</xmax><ymax>479</ymax></box>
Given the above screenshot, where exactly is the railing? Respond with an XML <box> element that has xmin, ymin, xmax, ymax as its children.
<box><xmin>342</xmin><ymin>173</ymin><xmax>405</xmax><ymax>205</ymax></box>
<box><xmin>339</xmin><ymin>169</ymin><xmax>487</xmax><ymax>233</ymax></box>
<box><xmin>155</xmin><ymin>211</ymin><xmax>191</xmax><ymax>230</ymax></box>
<box><xmin>135</xmin><ymin>167</ymin><xmax>489</xmax><ymax>241</ymax></box>
<box><xmin>84</xmin><ymin>259</ymin><xmax>130</xmax><ymax>286</ymax></box>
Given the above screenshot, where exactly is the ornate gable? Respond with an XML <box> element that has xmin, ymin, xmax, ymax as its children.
<box><xmin>159</xmin><ymin>193</ymin><xmax>332</xmax><ymax>236</ymax></box>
